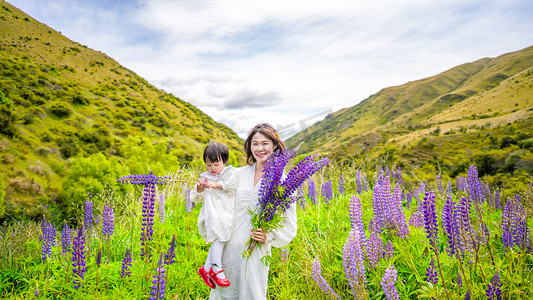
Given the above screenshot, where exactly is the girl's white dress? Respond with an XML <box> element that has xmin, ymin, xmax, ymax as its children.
<box><xmin>210</xmin><ymin>164</ymin><xmax>298</xmax><ymax>300</ymax></box>
<box><xmin>190</xmin><ymin>166</ymin><xmax>237</xmax><ymax>243</ymax></box>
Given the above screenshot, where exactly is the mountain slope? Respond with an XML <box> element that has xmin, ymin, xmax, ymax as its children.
<box><xmin>0</xmin><ymin>1</ymin><xmax>243</xmax><ymax>219</ymax></box>
<box><xmin>287</xmin><ymin>46</ymin><xmax>533</xmax><ymax>189</ymax></box>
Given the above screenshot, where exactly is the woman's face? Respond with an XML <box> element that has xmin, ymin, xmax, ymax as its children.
<box><xmin>251</xmin><ymin>132</ymin><xmax>275</xmax><ymax>164</ymax></box>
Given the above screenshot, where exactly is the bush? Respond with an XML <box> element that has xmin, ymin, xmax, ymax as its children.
<box><xmin>48</xmin><ymin>101</ymin><xmax>73</xmax><ymax>118</ymax></box>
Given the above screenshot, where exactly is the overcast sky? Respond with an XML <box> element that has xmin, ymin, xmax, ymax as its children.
<box><xmin>9</xmin><ymin>0</ymin><xmax>533</xmax><ymax>139</ymax></box>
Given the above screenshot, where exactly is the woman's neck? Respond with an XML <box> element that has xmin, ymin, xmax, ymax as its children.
<box><xmin>253</xmin><ymin>161</ymin><xmax>265</xmax><ymax>186</ymax></box>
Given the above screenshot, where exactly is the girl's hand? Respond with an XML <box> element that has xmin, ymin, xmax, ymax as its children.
<box><xmin>196</xmin><ymin>181</ymin><xmax>207</xmax><ymax>193</ymax></box>
<box><xmin>250</xmin><ymin>228</ymin><xmax>267</xmax><ymax>244</ymax></box>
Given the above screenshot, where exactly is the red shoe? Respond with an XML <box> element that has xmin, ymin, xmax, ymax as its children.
<box><xmin>198</xmin><ymin>266</ymin><xmax>216</xmax><ymax>289</ymax></box>
<box><xmin>208</xmin><ymin>267</ymin><xmax>231</xmax><ymax>288</ymax></box>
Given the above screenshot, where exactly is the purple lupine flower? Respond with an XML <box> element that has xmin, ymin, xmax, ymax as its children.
<box><xmin>349</xmin><ymin>195</ymin><xmax>366</xmax><ymax>244</ymax></box>
<box><xmin>308</xmin><ymin>179</ymin><xmax>317</xmax><ymax>204</ymax></box>
<box><xmin>164</xmin><ymin>235</ymin><xmax>176</xmax><ymax>266</ymax></box>
<box><xmin>510</xmin><ymin>198</ymin><xmax>530</xmax><ymax>250</ymax></box>
<box><xmin>381</xmin><ymin>177</ymin><xmax>394</xmax><ymax>228</ymax></box>
<box><xmin>422</xmin><ymin>191</ymin><xmax>439</xmax><ymax>251</ymax></box>
<box><xmin>409</xmin><ymin>210</ymin><xmax>424</xmax><ymax>228</ymax></box>
<box><xmin>484</xmin><ymin>184</ymin><xmax>493</xmax><ymax>207</ymax></box>
<box><xmin>363</xmin><ymin>173</ymin><xmax>369</xmax><ymax>192</ymax></box>
<box><xmin>72</xmin><ymin>227</ymin><xmax>86</xmax><ymax>289</ymax></box>
<box><xmin>372</xmin><ymin>184</ymin><xmax>385</xmax><ymax>232</ymax></box>
<box><xmin>279</xmin><ymin>154</ymin><xmax>329</xmax><ymax>205</ymax></box>
<box><xmin>280</xmin><ymin>247</ymin><xmax>289</xmax><ymax>263</ymax></box>
<box><xmin>321</xmin><ymin>180</ymin><xmax>333</xmax><ymax>203</ymax></box>
<box><xmin>96</xmin><ymin>215</ymin><xmax>101</xmax><ymax>226</ymax></box>
<box><xmin>442</xmin><ymin>196</ymin><xmax>458</xmax><ymax>256</ymax></box>
<box><xmin>356</xmin><ymin>169</ymin><xmax>362</xmax><ymax>194</ymax></box>
<box><xmin>366</xmin><ymin>232</ymin><xmax>383</xmax><ymax>268</ymax></box>
<box><xmin>41</xmin><ymin>217</ymin><xmax>53</xmax><ymax>262</ymax></box>
<box><xmin>494</xmin><ymin>190</ymin><xmax>501</xmax><ymax>210</ymax></box>
<box><xmin>457</xmin><ymin>271</ymin><xmax>463</xmax><ymax>287</ymax></box>
<box><xmin>446</xmin><ymin>179</ymin><xmax>453</xmax><ymax>196</ymax></box>
<box><xmin>343</xmin><ymin>228</ymin><xmax>366</xmax><ymax>298</ymax></box>
<box><xmin>61</xmin><ymin>221</ymin><xmax>72</xmax><ymax>254</ymax></box>
<box><xmin>297</xmin><ymin>183</ymin><xmax>305</xmax><ymax>209</ymax></box>
<box><xmin>412</xmin><ymin>187</ymin><xmax>419</xmax><ymax>202</ymax></box>
<box><xmin>426</xmin><ymin>257</ymin><xmax>438</xmax><ymax>284</ymax></box>
<box><xmin>502</xmin><ymin>198</ymin><xmax>514</xmax><ymax>248</ymax></box>
<box><xmin>159</xmin><ymin>192</ymin><xmax>165</xmax><ymax>223</ymax></box>
<box><xmin>406</xmin><ymin>192</ymin><xmax>412</xmax><ymax>210</ymax></box>
<box><xmin>185</xmin><ymin>188</ymin><xmax>195</xmax><ymax>212</ymax></box>
<box><xmin>141</xmin><ymin>182</ymin><xmax>157</xmax><ymax>260</ymax></box>
<box><xmin>397</xmin><ymin>167</ymin><xmax>403</xmax><ymax>186</ymax></box>
<box><xmin>96</xmin><ymin>248</ymin><xmax>102</xmax><ymax>267</ymax></box>
<box><xmin>457</xmin><ymin>196</ymin><xmax>476</xmax><ymax>260</ymax></box>
<box><xmin>464</xmin><ymin>289</ymin><xmax>471</xmax><ymax>300</ymax></box>
<box><xmin>384</xmin><ymin>240</ymin><xmax>394</xmax><ymax>259</ymax></box>
<box><xmin>392</xmin><ymin>183</ymin><xmax>409</xmax><ymax>238</ymax></box>
<box><xmin>486</xmin><ymin>271</ymin><xmax>502</xmax><ymax>300</ymax></box>
<box><xmin>381</xmin><ymin>265</ymin><xmax>400</xmax><ymax>300</ymax></box>
<box><xmin>456</xmin><ymin>177</ymin><xmax>465</xmax><ymax>193</ymax></box>
<box><xmin>437</xmin><ymin>175</ymin><xmax>444</xmax><ymax>195</ymax></box>
<box><xmin>467</xmin><ymin>165</ymin><xmax>483</xmax><ymax>204</ymax></box>
<box><xmin>121</xmin><ymin>248</ymin><xmax>132</xmax><ymax>278</ymax></box>
<box><xmin>311</xmin><ymin>258</ymin><xmax>340</xmax><ymax>299</ymax></box>
<box><xmin>150</xmin><ymin>253</ymin><xmax>166</xmax><ymax>300</ymax></box>
<box><xmin>84</xmin><ymin>198</ymin><xmax>94</xmax><ymax>231</ymax></box>
<box><xmin>338</xmin><ymin>173</ymin><xmax>345</xmax><ymax>195</ymax></box>
<box><xmin>102</xmin><ymin>205</ymin><xmax>114</xmax><ymax>238</ymax></box>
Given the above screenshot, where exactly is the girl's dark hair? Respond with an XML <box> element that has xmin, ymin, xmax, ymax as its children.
<box><xmin>203</xmin><ymin>142</ymin><xmax>229</xmax><ymax>164</ymax></box>
<box><xmin>244</xmin><ymin>123</ymin><xmax>285</xmax><ymax>165</ymax></box>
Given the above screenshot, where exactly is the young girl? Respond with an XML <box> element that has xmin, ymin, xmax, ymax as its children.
<box><xmin>190</xmin><ymin>142</ymin><xmax>237</xmax><ymax>289</ymax></box>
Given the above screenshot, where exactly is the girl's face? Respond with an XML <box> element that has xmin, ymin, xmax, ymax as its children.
<box><xmin>251</xmin><ymin>132</ymin><xmax>275</xmax><ymax>164</ymax></box>
<box><xmin>206</xmin><ymin>158</ymin><xmax>225</xmax><ymax>176</ymax></box>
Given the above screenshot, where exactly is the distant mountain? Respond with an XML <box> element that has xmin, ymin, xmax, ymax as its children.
<box><xmin>287</xmin><ymin>46</ymin><xmax>533</xmax><ymax>190</ymax></box>
<box><xmin>0</xmin><ymin>1</ymin><xmax>243</xmax><ymax>219</ymax></box>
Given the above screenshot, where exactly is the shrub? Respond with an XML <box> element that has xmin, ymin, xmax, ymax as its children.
<box><xmin>48</xmin><ymin>101</ymin><xmax>73</xmax><ymax>118</ymax></box>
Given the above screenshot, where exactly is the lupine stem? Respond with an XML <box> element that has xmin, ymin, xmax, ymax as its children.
<box><xmin>434</xmin><ymin>251</ymin><xmax>450</xmax><ymax>300</ymax></box>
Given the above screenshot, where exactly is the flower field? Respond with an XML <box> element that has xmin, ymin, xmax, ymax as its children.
<box><xmin>0</xmin><ymin>163</ymin><xmax>531</xmax><ymax>299</ymax></box>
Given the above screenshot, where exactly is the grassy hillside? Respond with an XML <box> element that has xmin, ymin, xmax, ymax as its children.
<box><xmin>287</xmin><ymin>46</ymin><xmax>533</xmax><ymax>192</ymax></box>
<box><xmin>0</xmin><ymin>1</ymin><xmax>243</xmax><ymax>220</ymax></box>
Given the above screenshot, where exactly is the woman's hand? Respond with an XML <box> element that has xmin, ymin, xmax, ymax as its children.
<box><xmin>250</xmin><ymin>228</ymin><xmax>267</xmax><ymax>244</ymax></box>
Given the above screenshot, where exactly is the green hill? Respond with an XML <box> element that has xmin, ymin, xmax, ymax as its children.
<box><xmin>0</xmin><ymin>1</ymin><xmax>243</xmax><ymax>220</ymax></box>
<box><xmin>287</xmin><ymin>46</ymin><xmax>533</xmax><ymax>190</ymax></box>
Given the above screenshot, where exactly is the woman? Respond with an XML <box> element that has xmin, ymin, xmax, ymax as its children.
<box><xmin>210</xmin><ymin>123</ymin><xmax>298</xmax><ymax>300</ymax></box>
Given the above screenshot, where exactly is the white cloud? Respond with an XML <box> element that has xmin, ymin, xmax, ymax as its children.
<box><xmin>10</xmin><ymin>0</ymin><xmax>533</xmax><ymax>138</ymax></box>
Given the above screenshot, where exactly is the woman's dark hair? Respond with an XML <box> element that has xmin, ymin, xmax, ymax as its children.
<box><xmin>203</xmin><ymin>142</ymin><xmax>229</xmax><ymax>164</ymax></box>
<box><xmin>244</xmin><ymin>123</ymin><xmax>285</xmax><ymax>165</ymax></box>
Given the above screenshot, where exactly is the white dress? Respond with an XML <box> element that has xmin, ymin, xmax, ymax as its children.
<box><xmin>210</xmin><ymin>164</ymin><xmax>298</xmax><ymax>300</ymax></box>
<box><xmin>190</xmin><ymin>166</ymin><xmax>237</xmax><ymax>243</ymax></box>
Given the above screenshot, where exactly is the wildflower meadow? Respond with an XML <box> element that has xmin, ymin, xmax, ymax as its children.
<box><xmin>0</xmin><ymin>163</ymin><xmax>531</xmax><ymax>299</ymax></box>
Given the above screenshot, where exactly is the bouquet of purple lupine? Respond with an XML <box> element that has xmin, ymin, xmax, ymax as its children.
<box><xmin>243</xmin><ymin>147</ymin><xmax>329</xmax><ymax>260</ymax></box>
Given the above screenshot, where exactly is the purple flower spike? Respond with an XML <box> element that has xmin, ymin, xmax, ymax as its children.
<box><xmin>343</xmin><ymin>228</ymin><xmax>367</xmax><ymax>298</ymax></box>
<box><xmin>121</xmin><ymin>248</ymin><xmax>132</xmax><ymax>278</ymax></box>
<box><xmin>164</xmin><ymin>235</ymin><xmax>176</xmax><ymax>266</ymax></box>
<box><xmin>84</xmin><ymin>198</ymin><xmax>93</xmax><ymax>231</ymax></box>
<box><xmin>381</xmin><ymin>265</ymin><xmax>400</xmax><ymax>300</ymax></box>
<box><xmin>426</xmin><ymin>256</ymin><xmax>438</xmax><ymax>284</ymax></box>
<box><xmin>349</xmin><ymin>195</ymin><xmax>366</xmax><ymax>244</ymax></box>
<box><xmin>356</xmin><ymin>169</ymin><xmax>362</xmax><ymax>194</ymax></box>
<box><xmin>486</xmin><ymin>271</ymin><xmax>502</xmax><ymax>300</ymax></box>
<box><xmin>96</xmin><ymin>248</ymin><xmax>102</xmax><ymax>267</ymax></box>
<box><xmin>150</xmin><ymin>253</ymin><xmax>166</xmax><ymax>300</ymax></box>
<box><xmin>311</xmin><ymin>258</ymin><xmax>341</xmax><ymax>299</ymax></box>
<box><xmin>366</xmin><ymin>232</ymin><xmax>384</xmax><ymax>268</ymax></box>
<box><xmin>321</xmin><ymin>180</ymin><xmax>333</xmax><ymax>203</ymax></box>
<box><xmin>385</xmin><ymin>240</ymin><xmax>394</xmax><ymax>260</ymax></box>
<box><xmin>102</xmin><ymin>205</ymin><xmax>114</xmax><ymax>238</ymax></box>
<box><xmin>72</xmin><ymin>227</ymin><xmax>86</xmax><ymax>289</ymax></box>
<box><xmin>41</xmin><ymin>217</ymin><xmax>54</xmax><ymax>262</ymax></box>
<box><xmin>397</xmin><ymin>167</ymin><xmax>403</xmax><ymax>186</ymax></box>
<box><xmin>338</xmin><ymin>173</ymin><xmax>345</xmax><ymax>195</ymax></box>
<box><xmin>185</xmin><ymin>188</ymin><xmax>194</xmax><ymax>212</ymax></box>
<box><xmin>422</xmin><ymin>191</ymin><xmax>439</xmax><ymax>251</ymax></box>
<box><xmin>61</xmin><ymin>221</ymin><xmax>72</xmax><ymax>254</ymax></box>
<box><xmin>141</xmin><ymin>182</ymin><xmax>157</xmax><ymax>260</ymax></box>
<box><xmin>308</xmin><ymin>179</ymin><xmax>317</xmax><ymax>204</ymax></box>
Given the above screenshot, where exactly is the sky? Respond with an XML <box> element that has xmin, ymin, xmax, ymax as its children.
<box><xmin>9</xmin><ymin>0</ymin><xmax>533</xmax><ymax>139</ymax></box>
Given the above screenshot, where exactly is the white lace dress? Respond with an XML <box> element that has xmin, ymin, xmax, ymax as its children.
<box><xmin>210</xmin><ymin>164</ymin><xmax>298</xmax><ymax>300</ymax></box>
<box><xmin>190</xmin><ymin>166</ymin><xmax>237</xmax><ymax>243</ymax></box>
